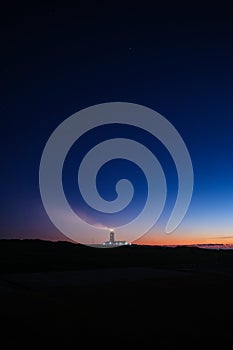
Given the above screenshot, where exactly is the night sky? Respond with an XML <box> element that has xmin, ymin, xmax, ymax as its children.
<box><xmin>1</xmin><ymin>2</ymin><xmax>233</xmax><ymax>244</ymax></box>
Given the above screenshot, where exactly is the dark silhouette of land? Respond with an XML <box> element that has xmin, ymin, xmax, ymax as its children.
<box><xmin>1</xmin><ymin>239</ymin><xmax>233</xmax><ymax>346</ymax></box>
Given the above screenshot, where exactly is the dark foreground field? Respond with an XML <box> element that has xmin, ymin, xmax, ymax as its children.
<box><xmin>1</xmin><ymin>239</ymin><xmax>233</xmax><ymax>346</ymax></box>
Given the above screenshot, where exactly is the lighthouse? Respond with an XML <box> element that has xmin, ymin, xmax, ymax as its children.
<box><xmin>102</xmin><ymin>229</ymin><xmax>128</xmax><ymax>247</ymax></box>
<box><xmin>110</xmin><ymin>230</ymin><xmax>115</xmax><ymax>244</ymax></box>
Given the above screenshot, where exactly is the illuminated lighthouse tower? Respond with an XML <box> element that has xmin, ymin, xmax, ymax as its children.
<box><xmin>102</xmin><ymin>230</ymin><xmax>128</xmax><ymax>247</ymax></box>
<box><xmin>110</xmin><ymin>230</ymin><xmax>115</xmax><ymax>244</ymax></box>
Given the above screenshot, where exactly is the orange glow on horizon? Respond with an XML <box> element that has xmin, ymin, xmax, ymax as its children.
<box><xmin>133</xmin><ymin>230</ymin><xmax>233</xmax><ymax>246</ymax></box>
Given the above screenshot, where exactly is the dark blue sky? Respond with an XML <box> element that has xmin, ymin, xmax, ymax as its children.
<box><xmin>1</xmin><ymin>3</ymin><xmax>233</xmax><ymax>243</ymax></box>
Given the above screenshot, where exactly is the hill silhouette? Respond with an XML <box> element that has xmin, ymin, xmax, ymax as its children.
<box><xmin>1</xmin><ymin>239</ymin><xmax>233</xmax><ymax>346</ymax></box>
<box><xmin>1</xmin><ymin>239</ymin><xmax>233</xmax><ymax>272</ymax></box>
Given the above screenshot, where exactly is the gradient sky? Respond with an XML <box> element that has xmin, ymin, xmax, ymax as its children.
<box><xmin>1</xmin><ymin>3</ymin><xmax>233</xmax><ymax>244</ymax></box>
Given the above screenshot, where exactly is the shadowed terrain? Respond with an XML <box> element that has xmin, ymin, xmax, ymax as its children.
<box><xmin>1</xmin><ymin>239</ymin><xmax>233</xmax><ymax>346</ymax></box>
